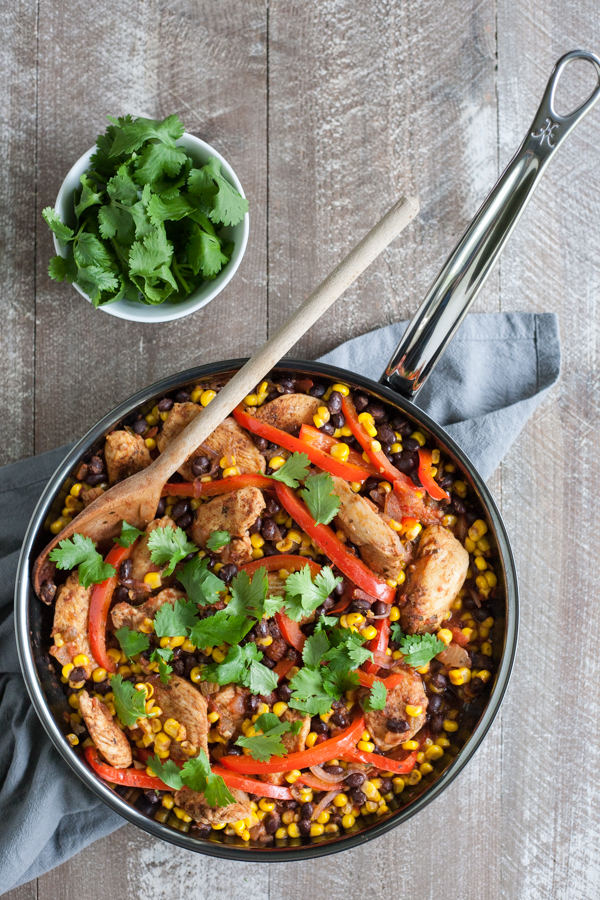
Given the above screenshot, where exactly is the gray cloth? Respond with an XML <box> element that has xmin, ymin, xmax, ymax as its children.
<box><xmin>0</xmin><ymin>311</ymin><xmax>559</xmax><ymax>892</ymax></box>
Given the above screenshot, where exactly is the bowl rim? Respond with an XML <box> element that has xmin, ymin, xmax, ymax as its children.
<box><xmin>52</xmin><ymin>132</ymin><xmax>250</xmax><ymax>324</ymax></box>
<box><xmin>14</xmin><ymin>358</ymin><xmax>518</xmax><ymax>861</ymax></box>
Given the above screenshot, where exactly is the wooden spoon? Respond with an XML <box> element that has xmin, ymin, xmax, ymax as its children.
<box><xmin>33</xmin><ymin>195</ymin><xmax>419</xmax><ymax>594</ymax></box>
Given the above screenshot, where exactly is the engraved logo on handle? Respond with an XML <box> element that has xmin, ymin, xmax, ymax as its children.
<box><xmin>531</xmin><ymin>117</ymin><xmax>560</xmax><ymax>148</ymax></box>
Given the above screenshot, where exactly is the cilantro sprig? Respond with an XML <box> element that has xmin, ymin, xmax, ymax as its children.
<box><xmin>234</xmin><ymin>712</ymin><xmax>303</xmax><ymax>762</ymax></box>
<box><xmin>114</xmin><ymin>521</ymin><xmax>145</xmax><ymax>548</ymax></box>
<box><xmin>362</xmin><ymin>680</ymin><xmax>387</xmax><ymax>712</ymax></box>
<box><xmin>176</xmin><ymin>555</ymin><xmax>225</xmax><ymax>606</ymax></box>
<box><xmin>115</xmin><ymin>626</ymin><xmax>150</xmax><ymax>660</ymax></box>
<box><xmin>267</xmin><ymin>452</ymin><xmax>311</xmax><ymax>489</ymax></box>
<box><xmin>44</xmin><ymin>113</ymin><xmax>248</xmax><ymax>308</ymax></box>
<box><xmin>147</xmin><ymin>749</ymin><xmax>235</xmax><ymax>807</ymax></box>
<box><xmin>203</xmin><ymin>643</ymin><xmax>278</xmax><ymax>696</ymax></box>
<box><xmin>287</xmin><ymin>625</ymin><xmax>369</xmax><ymax>715</ymax></box>
<box><xmin>49</xmin><ymin>533</ymin><xmax>116</xmax><ymax>588</ymax></box>
<box><xmin>153</xmin><ymin>597</ymin><xmax>200</xmax><ymax>638</ymax></box>
<box><xmin>282</xmin><ymin>565</ymin><xmax>342</xmax><ymax>622</ymax></box>
<box><xmin>206</xmin><ymin>530</ymin><xmax>231</xmax><ymax>552</ymax></box>
<box><xmin>300</xmin><ymin>472</ymin><xmax>341</xmax><ymax>525</ymax></box>
<box><xmin>110</xmin><ymin>674</ymin><xmax>149</xmax><ymax>728</ymax></box>
<box><xmin>150</xmin><ymin>647</ymin><xmax>174</xmax><ymax>684</ymax></box>
<box><xmin>399</xmin><ymin>633</ymin><xmax>447</xmax><ymax>668</ymax></box>
<box><xmin>147</xmin><ymin>526</ymin><xmax>197</xmax><ymax>576</ymax></box>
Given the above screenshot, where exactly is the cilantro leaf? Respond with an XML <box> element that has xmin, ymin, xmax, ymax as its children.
<box><xmin>187</xmin><ymin>157</ymin><xmax>248</xmax><ymax>227</ymax></box>
<box><xmin>362</xmin><ymin>680</ymin><xmax>387</xmax><ymax>712</ymax></box>
<box><xmin>189</xmin><ymin>609</ymin><xmax>254</xmax><ymax>650</ymax></box>
<box><xmin>150</xmin><ymin>647</ymin><xmax>174</xmax><ymax>684</ymax></box>
<box><xmin>176</xmin><ymin>556</ymin><xmax>224</xmax><ymax>606</ymax></box>
<box><xmin>322</xmin><ymin>667</ymin><xmax>359</xmax><ymax>697</ymax></box>
<box><xmin>206</xmin><ymin>530</ymin><xmax>231</xmax><ymax>552</ymax></box>
<box><xmin>186</xmin><ymin>224</ymin><xmax>229</xmax><ymax>278</ymax></box>
<box><xmin>266</xmin><ymin>452</ymin><xmax>311</xmax><ymax>489</ymax></box>
<box><xmin>115</xmin><ymin>626</ymin><xmax>150</xmax><ymax>659</ymax></box>
<box><xmin>147</xmin><ymin>525</ymin><xmax>197</xmax><ymax>576</ymax></box>
<box><xmin>288</xmin><ymin>666</ymin><xmax>336</xmax><ymax>716</ymax></box>
<box><xmin>300</xmin><ymin>473</ymin><xmax>341</xmax><ymax>525</ymax></box>
<box><xmin>98</xmin><ymin>204</ymin><xmax>135</xmax><ymax>245</ymax></box>
<box><xmin>106</xmin><ymin>167</ymin><xmax>139</xmax><ymax>205</ymax></box>
<box><xmin>203</xmin><ymin>642</ymin><xmax>278</xmax><ymax>695</ymax></box>
<box><xmin>74</xmin><ymin>174</ymin><xmax>104</xmax><ymax>218</ymax></box>
<box><xmin>225</xmin><ymin>568</ymin><xmax>269</xmax><ymax>619</ymax></box>
<box><xmin>146</xmin><ymin>754</ymin><xmax>184</xmax><ymax>790</ymax></box>
<box><xmin>134</xmin><ymin>143</ymin><xmax>188</xmax><ymax>187</ymax></box>
<box><xmin>234</xmin><ymin>713</ymin><xmax>293</xmax><ymax>762</ymax></box>
<box><xmin>128</xmin><ymin>225</ymin><xmax>177</xmax><ymax>295</ymax></box>
<box><xmin>110</xmin><ymin>674</ymin><xmax>148</xmax><ymax>727</ymax></box>
<box><xmin>146</xmin><ymin>191</ymin><xmax>193</xmax><ymax>226</ymax></box>
<box><xmin>248</xmin><ymin>657</ymin><xmax>279</xmax><ymax>695</ymax></box>
<box><xmin>283</xmin><ymin>565</ymin><xmax>342</xmax><ymax>622</ymax></box>
<box><xmin>42</xmin><ymin>207</ymin><xmax>74</xmax><ymax>243</ymax></box>
<box><xmin>323</xmin><ymin>629</ymin><xmax>373</xmax><ymax>673</ymax></box>
<box><xmin>73</xmin><ymin>232</ymin><xmax>114</xmax><ymax>270</ymax></box>
<box><xmin>315</xmin><ymin>614</ymin><xmax>337</xmax><ymax>633</ymax></box>
<box><xmin>114</xmin><ymin>520</ymin><xmax>145</xmax><ymax>548</ymax></box>
<box><xmin>75</xmin><ymin>264</ymin><xmax>119</xmax><ymax>307</ymax></box>
<box><xmin>180</xmin><ymin>749</ymin><xmax>235</xmax><ymax>807</ymax></box>
<box><xmin>399</xmin><ymin>633</ymin><xmax>446</xmax><ymax>668</ymax></box>
<box><xmin>153</xmin><ymin>598</ymin><xmax>199</xmax><ymax>638</ymax></box>
<box><xmin>302</xmin><ymin>630</ymin><xmax>330</xmax><ymax>667</ymax></box>
<box><xmin>110</xmin><ymin>114</ymin><xmax>185</xmax><ymax>156</ymax></box>
<box><xmin>390</xmin><ymin>622</ymin><xmax>404</xmax><ymax>644</ymax></box>
<box><xmin>49</xmin><ymin>533</ymin><xmax>116</xmax><ymax>588</ymax></box>
<box><xmin>48</xmin><ymin>255</ymin><xmax>77</xmax><ymax>283</ymax></box>
<box><xmin>263</xmin><ymin>594</ymin><xmax>285</xmax><ymax>618</ymax></box>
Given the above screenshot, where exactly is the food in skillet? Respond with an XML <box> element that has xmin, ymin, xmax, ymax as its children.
<box><xmin>41</xmin><ymin>376</ymin><xmax>498</xmax><ymax>844</ymax></box>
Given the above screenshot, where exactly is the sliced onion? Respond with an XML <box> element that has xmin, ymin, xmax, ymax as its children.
<box><xmin>437</xmin><ymin>643</ymin><xmax>471</xmax><ymax>668</ymax></box>
<box><xmin>368</xmin><ymin>611</ymin><xmax>391</xmax><ymax>620</ymax></box>
<box><xmin>312</xmin><ymin>788</ymin><xmax>342</xmax><ymax>820</ymax></box>
<box><xmin>370</xmin><ymin>650</ymin><xmax>394</xmax><ymax>668</ymax></box>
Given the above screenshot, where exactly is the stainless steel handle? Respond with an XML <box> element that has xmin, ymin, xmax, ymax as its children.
<box><xmin>381</xmin><ymin>49</ymin><xmax>600</xmax><ymax>398</ymax></box>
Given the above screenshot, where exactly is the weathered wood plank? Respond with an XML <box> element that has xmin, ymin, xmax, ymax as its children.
<box><xmin>0</xmin><ymin>0</ymin><xmax>38</xmax><ymax>466</ymax></box>
<box><xmin>1</xmin><ymin>881</ymin><xmax>38</xmax><ymax>900</ymax></box>
<box><xmin>33</xmin><ymin>0</ymin><xmax>267</xmax><ymax>456</ymax></box>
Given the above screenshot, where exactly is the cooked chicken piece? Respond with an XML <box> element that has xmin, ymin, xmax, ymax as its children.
<box><xmin>400</xmin><ymin>525</ymin><xmax>469</xmax><ymax>634</ymax></box>
<box><xmin>331</xmin><ymin>476</ymin><xmax>407</xmax><ymax>581</ymax></box>
<box><xmin>384</xmin><ymin>482</ymin><xmax>444</xmax><ymax>527</ymax></box>
<box><xmin>130</xmin><ymin>516</ymin><xmax>176</xmax><ymax>582</ymax></box>
<box><xmin>262</xmin><ymin>708</ymin><xmax>310</xmax><ymax>785</ymax></box>
<box><xmin>146</xmin><ymin>674</ymin><xmax>209</xmax><ymax>759</ymax></box>
<box><xmin>156</xmin><ymin>403</ymin><xmax>265</xmax><ymax>480</ymax></box>
<box><xmin>200</xmin><ymin>683</ymin><xmax>249</xmax><ymax>740</ymax></box>
<box><xmin>49</xmin><ymin>573</ymin><xmax>97</xmax><ymax>675</ymax></box>
<box><xmin>111</xmin><ymin>588</ymin><xmax>184</xmax><ymax>632</ymax></box>
<box><xmin>359</xmin><ymin>668</ymin><xmax>427</xmax><ymax>750</ymax></box>
<box><xmin>254</xmin><ymin>393</ymin><xmax>320</xmax><ymax>433</ymax></box>
<box><xmin>81</xmin><ymin>486</ymin><xmax>105</xmax><ymax>507</ymax></box>
<box><xmin>104</xmin><ymin>430</ymin><xmax>152</xmax><ymax>485</ymax></box>
<box><xmin>191</xmin><ymin>487</ymin><xmax>265</xmax><ymax>566</ymax></box>
<box><xmin>174</xmin><ymin>785</ymin><xmax>252</xmax><ymax>826</ymax></box>
<box><xmin>79</xmin><ymin>690</ymin><xmax>132</xmax><ymax>768</ymax></box>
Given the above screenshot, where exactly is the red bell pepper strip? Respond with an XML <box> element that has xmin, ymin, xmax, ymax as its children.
<box><xmin>219</xmin><ymin>716</ymin><xmax>366</xmax><ymax>774</ymax></box>
<box><xmin>343</xmin><ymin>747</ymin><xmax>417</xmax><ymax>774</ymax></box>
<box><xmin>161</xmin><ymin>473</ymin><xmax>273</xmax><ymax>499</ymax></box>
<box><xmin>239</xmin><ymin>555</ymin><xmax>321</xmax><ymax>579</ymax></box>
<box><xmin>273</xmin><ymin>658</ymin><xmax>296</xmax><ymax>682</ymax></box>
<box><xmin>417</xmin><ymin>448</ymin><xmax>450</xmax><ymax>501</ymax></box>
<box><xmin>85</xmin><ymin>746</ymin><xmax>169</xmax><ymax>789</ymax></box>
<box><xmin>357</xmin><ymin>670</ymin><xmax>405</xmax><ymax>690</ymax></box>
<box><xmin>276</xmin><ymin>612</ymin><xmax>306</xmax><ymax>653</ymax></box>
<box><xmin>274</xmin><ymin>482</ymin><xmax>395</xmax><ymax>604</ymax></box>
<box><xmin>362</xmin><ymin>617</ymin><xmax>390</xmax><ymax>676</ymax></box>
<box><xmin>389</xmin><ymin>477</ymin><xmax>443</xmax><ymax>526</ymax></box>
<box><xmin>298</xmin><ymin>424</ymin><xmax>377</xmax><ymax>476</ymax></box>
<box><xmin>232</xmin><ymin>406</ymin><xmax>371</xmax><ymax>483</ymax></box>
<box><xmin>341</xmin><ymin>395</ymin><xmax>416</xmax><ymax>486</ymax></box>
<box><xmin>89</xmin><ymin>541</ymin><xmax>137</xmax><ymax>673</ymax></box>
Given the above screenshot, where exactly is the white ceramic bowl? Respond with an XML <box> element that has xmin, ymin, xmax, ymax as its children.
<box><xmin>52</xmin><ymin>133</ymin><xmax>249</xmax><ymax>323</ymax></box>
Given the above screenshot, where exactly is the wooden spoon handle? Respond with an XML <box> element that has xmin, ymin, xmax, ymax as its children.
<box><xmin>153</xmin><ymin>194</ymin><xmax>420</xmax><ymax>480</ymax></box>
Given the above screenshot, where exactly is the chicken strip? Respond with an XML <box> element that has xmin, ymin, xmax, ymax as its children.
<box><xmin>104</xmin><ymin>430</ymin><xmax>152</xmax><ymax>485</ymax></box>
<box><xmin>157</xmin><ymin>403</ymin><xmax>265</xmax><ymax>480</ymax></box>
<box><xmin>146</xmin><ymin>674</ymin><xmax>209</xmax><ymax>759</ymax></box>
<box><xmin>262</xmin><ymin>708</ymin><xmax>310</xmax><ymax>785</ymax></box>
<box><xmin>400</xmin><ymin>525</ymin><xmax>469</xmax><ymax>634</ymax></box>
<box><xmin>332</xmin><ymin>476</ymin><xmax>407</xmax><ymax>581</ymax></box>
<box><xmin>130</xmin><ymin>516</ymin><xmax>176</xmax><ymax>582</ymax></box>
<box><xmin>174</xmin><ymin>785</ymin><xmax>252</xmax><ymax>826</ymax></box>
<box><xmin>49</xmin><ymin>573</ymin><xmax>97</xmax><ymax>675</ymax></box>
<box><xmin>200</xmin><ymin>683</ymin><xmax>249</xmax><ymax>740</ymax></box>
<box><xmin>254</xmin><ymin>393</ymin><xmax>320</xmax><ymax>433</ymax></box>
<box><xmin>79</xmin><ymin>690</ymin><xmax>132</xmax><ymax>768</ymax></box>
<box><xmin>111</xmin><ymin>588</ymin><xmax>184</xmax><ymax>632</ymax></box>
<box><xmin>359</xmin><ymin>668</ymin><xmax>427</xmax><ymax>750</ymax></box>
<box><xmin>191</xmin><ymin>487</ymin><xmax>265</xmax><ymax>566</ymax></box>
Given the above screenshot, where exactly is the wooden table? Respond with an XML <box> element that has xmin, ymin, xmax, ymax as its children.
<box><xmin>3</xmin><ymin>1</ymin><xmax>600</xmax><ymax>897</ymax></box>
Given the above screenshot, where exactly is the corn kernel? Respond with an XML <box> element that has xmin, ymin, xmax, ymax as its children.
<box><xmin>437</xmin><ymin>628</ymin><xmax>453</xmax><ymax>645</ymax></box>
<box><xmin>66</xmin><ymin>733</ymin><xmax>79</xmax><ymax>747</ymax></box>
<box><xmin>357</xmin><ymin>740</ymin><xmax>375</xmax><ymax>753</ymax></box>
<box><xmin>443</xmin><ymin>719</ymin><xmax>459</xmax><ymax>732</ymax></box>
<box><xmin>442</xmin><ymin>513</ymin><xmax>458</xmax><ymax>528</ymax></box>
<box><xmin>410</xmin><ymin>431</ymin><xmax>426</xmax><ymax>446</ymax></box>
<box><xmin>163</xmin><ymin>718</ymin><xmax>181</xmax><ymax>739</ymax></box>
<box><xmin>69</xmin><ymin>482</ymin><xmax>82</xmax><ymax>497</ymax></box>
<box><xmin>330</xmin><ymin>442</ymin><xmax>350</xmax><ymax>462</ymax></box>
<box><xmin>370</xmin><ymin>439</ymin><xmax>382</xmax><ymax>452</ymax></box>
<box><xmin>425</xmin><ymin>744</ymin><xmax>444</xmax><ymax>761</ymax></box>
<box><xmin>485</xmin><ymin>571</ymin><xmax>497</xmax><ymax>588</ymax></box>
<box><xmin>259</xmin><ymin>798</ymin><xmax>275</xmax><ymax>813</ymax></box>
<box><xmin>211</xmin><ymin>822</ymin><xmax>227</xmax><ymax>831</ymax></box>
<box><xmin>332</xmin><ymin>383</ymin><xmax>350</xmax><ymax>396</ymax></box>
<box><xmin>273</xmin><ymin>701</ymin><xmax>288</xmax><ymax>718</ymax></box>
<box><xmin>405</xmin><ymin>704</ymin><xmax>423</xmax><ymax>717</ymax></box>
<box><xmin>305</xmin><ymin>731</ymin><xmax>318</xmax><ymax>749</ymax></box>
<box><xmin>269</xmin><ymin>455</ymin><xmax>286</xmax><ymax>471</ymax></box>
<box><xmin>420</xmin><ymin>762</ymin><xmax>434</xmax><ymax>776</ymax></box>
<box><xmin>223</xmin><ymin>466</ymin><xmax>240</xmax><ymax>478</ymax></box>
<box><xmin>274</xmin><ymin>827</ymin><xmax>287</xmax><ymax>839</ymax></box>
<box><xmin>350</xmin><ymin>481</ymin><xmax>362</xmax><ymax>492</ymax></box>
<box><xmin>392</xmin><ymin>777</ymin><xmax>405</xmax><ymax>793</ymax></box>
<box><xmin>333</xmin><ymin>793</ymin><xmax>348</xmax><ymax>807</ymax></box>
<box><xmin>285</xmin><ymin>769</ymin><xmax>301</xmax><ymax>784</ymax></box>
<box><xmin>318</xmin><ymin>406</ymin><xmax>330</xmax><ymax>423</ymax></box>
<box><xmin>144</xmin><ymin>572</ymin><xmax>162</xmax><ymax>590</ymax></box>
<box><xmin>248</xmin><ymin>532</ymin><xmax>265</xmax><ymax>551</ymax></box>
<box><xmin>360</xmin><ymin>625</ymin><xmax>378</xmax><ymax>641</ymax></box>
<box><xmin>401</xmin><ymin>739</ymin><xmax>419</xmax><ymax>751</ymax></box>
<box><xmin>453</xmin><ymin>480</ymin><xmax>467</xmax><ymax>498</ymax></box>
<box><xmin>481</xmin><ymin>642</ymin><xmax>493</xmax><ymax>656</ymax></box>
<box><xmin>341</xmin><ymin>814</ymin><xmax>356</xmax><ymax>829</ymax></box>
<box><xmin>461</xmin><ymin>627</ymin><xmax>475</xmax><ymax>642</ymax></box>
<box><xmin>475</xmin><ymin>669</ymin><xmax>491</xmax><ymax>683</ymax></box>
<box><xmin>387</xmin><ymin>605</ymin><xmax>400</xmax><ymax>624</ymax></box>
<box><xmin>162</xmin><ymin>794</ymin><xmax>175</xmax><ymax>809</ymax></box>
<box><xmin>201</xmin><ymin>389</ymin><xmax>216</xmax><ymax>407</ymax></box>
<box><xmin>62</xmin><ymin>663</ymin><xmax>75</xmax><ymax>679</ymax></box>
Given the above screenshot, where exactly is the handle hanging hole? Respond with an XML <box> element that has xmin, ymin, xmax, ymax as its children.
<box><xmin>551</xmin><ymin>56</ymin><xmax>600</xmax><ymax>118</ymax></box>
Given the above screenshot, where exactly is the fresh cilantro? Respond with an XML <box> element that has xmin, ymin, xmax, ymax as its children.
<box><xmin>150</xmin><ymin>647</ymin><xmax>174</xmax><ymax>684</ymax></box>
<box><xmin>146</xmin><ymin>754</ymin><xmax>184</xmax><ymax>790</ymax></box>
<box><xmin>180</xmin><ymin>749</ymin><xmax>235</xmax><ymax>807</ymax></box>
<box><xmin>263</xmin><ymin>594</ymin><xmax>285</xmax><ymax>618</ymax></box>
<box><xmin>43</xmin><ymin>115</ymin><xmax>247</xmax><ymax>309</ymax></box>
<box><xmin>390</xmin><ymin>622</ymin><xmax>404</xmax><ymax>644</ymax></box>
<box><xmin>234</xmin><ymin>712</ymin><xmax>301</xmax><ymax>762</ymax></box>
<box><xmin>114</xmin><ymin>520</ymin><xmax>145</xmax><ymax>548</ymax></box>
<box><xmin>322</xmin><ymin>629</ymin><xmax>373</xmax><ymax>673</ymax></box>
<box><xmin>153</xmin><ymin>598</ymin><xmax>199</xmax><ymax>638</ymax></box>
<box><xmin>399</xmin><ymin>633</ymin><xmax>446</xmax><ymax>668</ymax></box>
<box><xmin>115</xmin><ymin>626</ymin><xmax>150</xmax><ymax>660</ymax></box>
<box><xmin>322</xmin><ymin>667</ymin><xmax>359</xmax><ymax>697</ymax></box>
<box><xmin>287</xmin><ymin>666</ymin><xmax>336</xmax><ymax>716</ymax></box>
<box><xmin>177</xmin><ymin>556</ymin><xmax>225</xmax><ymax>606</ymax></box>
<box><xmin>49</xmin><ymin>533</ymin><xmax>116</xmax><ymax>588</ymax></box>
<box><xmin>225</xmin><ymin>568</ymin><xmax>269</xmax><ymax>619</ymax></box>
<box><xmin>206</xmin><ymin>530</ymin><xmax>231</xmax><ymax>552</ymax></box>
<box><xmin>362</xmin><ymin>680</ymin><xmax>387</xmax><ymax>712</ymax></box>
<box><xmin>203</xmin><ymin>643</ymin><xmax>278</xmax><ymax>695</ymax></box>
<box><xmin>147</xmin><ymin>525</ymin><xmax>197</xmax><ymax>576</ymax></box>
<box><xmin>110</xmin><ymin>674</ymin><xmax>148</xmax><ymax>727</ymax></box>
<box><xmin>314</xmin><ymin>614</ymin><xmax>337</xmax><ymax>632</ymax></box>
<box><xmin>302</xmin><ymin>630</ymin><xmax>330</xmax><ymax>667</ymax></box>
<box><xmin>267</xmin><ymin>452</ymin><xmax>311</xmax><ymax>489</ymax></box>
<box><xmin>282</xmin><ymin>565</ymin><xmax>342</xmax><ymax>622</ymax></box>
<box><xmin>300</xmin><ymin>473</ymin><xmax>341</xmax><ymax>525</ymax></box>
<box><xmin>189</xmin><ymin>609</ymin><xmax>254</xmax><ymax>650</ymax></box>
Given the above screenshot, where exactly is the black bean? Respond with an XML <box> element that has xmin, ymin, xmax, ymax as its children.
<box><xmin>283</xmin><ymin>799</ymin><xmax>298</xmax><ymax>809</ymax></box>
<box><xmin>156</xmin><ymin>497</ymin><xmax>166</xmax><ymax>517</ymax></box>
<box><xmin>403</xmin><ymin>437</ymin><xmax>420</xmax><ymax>453</ymax></box>
<box><xmin>430</xmin><ymin>714</ymin><xmax>445</xmax><ymax>734</ymax></box>
<box><xmin>68</xmin><ymin>666</ymin><xmax>87</xmax><ymax>686</ymax></box>
<box><xmin>353</xmin><ymin>394</ymin><xmax>369</xmax><ymax>411</ymax></box>
<box><xmin>390</xmin><ymin>415</ymin><xmax>410</xmax><ymax>434</ymax></box>
<box><xmin>350</xmin><ymin>789</ymin><xmax>367</xmax><ymax>805</ymax></box>
<box><xmin>132</xmin><ymin>418</ymin><xmax>148</xmax><ymax>435</ymax></box>
<box><xmin>309</xmin><ymin>384</ymin><xmax>326</xmax><ymax>398</ymax></box>
<box><xmin>451</xmin><ymin>498</ymin><xmax>467</xmax><ymax>515</ymax></box>
<box><xmin>171</xmin><ymin>499</ymin><xmax>190</xmax><ymax>519</ymax></box>
<box><xmin>430</xmin><ymin>673</ymin><xmax>447</xmax><ymax>691</ymax></box>
<box><xmin>247</xmin><ymin>695</ymin><xmax>259</xmax><ymax>713</ymax></box>
<box><xmin>371</xmin><ymin>601</ymin><xmax>388</xmax><ymax>617</ymax></box>
<box><xmin>473</xmin><ymin>606</ymin><xmax>491</xmax><ymax>623</ymax></box>
<box><xmin>249</xmin><ymin>516</ymin><xmax>262</xmax><ymax>536</ymax></box>
<box><xmin>113</xmin><ymin>585</ymin><xmax>130</xmax><ymax>604</ymax></box>
<box><xmin>192</xmin><ymin>822</ymin><xmax>212</xmax><ymax>838</ymax></box>
<box><xmin>387</xmin><ymin>717</ymin><xmax>410</xmax><ymax>733</ymax></box>
<box><xmin>349</xmin><ymin>598</ymin><xmax>371</xmax><ymax>613</ymax></box>
<box><xmin>264</xmin><ymin>812</ymin><xmax>282</xmax><ymax>834</ymax></box>
<box><xmin>364</xmin><ymin>476</ymin><xmax>381</xmax><ymax>494</ymax></box>
<box><xmin>262</xmin><ymin>657</ymin><xmax>275</xmax><ymax>669</ymax></box>
<box><xmin>157</xmin><ymin>398</ymin><xmax>174</xmax><ymax>412</ymax></box>
<box><xmin>94</xmin><ymin>679</ymin><xmax>111</xmax><ymax>694</ymax></box>
<box><xmin>262</xmin><ymin>543</ymin><xmax>279</xmax><ymax>557</ymax></box>
<box><xmin>86</xmin><ymin>473</ymin><xmax>106</xmax><ymax>486</ymax></box>
<box><xmin>266</xmin><ymin>498</ymin><xmax>281</xmax><ymax>516</ymax></box>
<box><xmin>367</xmin><ymin>402</ymin><xmax>385</xmax><ymax>421</ymax></box>
<box><xmin>379</xmin><ymin>777</ymin><xmax>392</xmax><ymax>794</ymax></box>
<box><xmin>331</xmin><ymin>711</ymin><xmax>350</xmax><ymax>728</ymax></box>
<box><xmin>261</xmin><ymin>517</ymin><xmax>282</xmax><ymax>542</ymax></box>
<box><xmin>145</xmin><ymin>789</ymin><xmax>161</xmax><ymax>804</ymax></box>
<box><xmin>471</xmin><ymin>652</ymin><xmax>493</xmax><ymax>670</ymax></box>
<box><xmin>88</xmin><ymin>455</ymin><xmax>105</xmax><ymax>475</ymax></box>
<box><xmin>334</xmin><ymin>581</ymin><xmax>345</xmax><ymax>596</ymax></box>
<box><xmin>253</xmin><ymin>435</ymin><xmax>268</xmax><ymax>452</ymax></box>
<box><xmin>172</xmin><ymin>659</ymin><xmax>184</xmax><ymax>676</ymax></box>
<box><xmin>320</xmin><ymin>423</ymin><xmax>335</xmax><ymax>436</ymax></box>
<box><xmin>331</xmin><ymin>412</ymin><xmax>345</xmax><ymax>430</ymax></box>
<box><xmin>298</xmin><ymin>819</ymin><xmax>312</xmax><ymax>836</ymax></box>
<box><xmin>119</xmin><ymin>559</ymin><xmax>132</xmax><ymax>581</ymax></box>
<box><xmin>191</xmin><ymin>456</ymin><xmax>211</xmax><ymax>476</ymax></box>
<box><xmin>438</xmin><ymin>475</ymin><xmax>454</xmax><ymax>490</ymax></box>
<box><xmin>183</xmin><ymin>654</ymin><xmax>199</xmax><ymax>677</ymax></box>
<box><xmin>327</xmin><ymin>391</ymin><xmax>343</xmax><ymax>414</ymax></box>
<box><xmin>300</xmin><ymin>802</ymin><xmax>314</xmax><ymax>819</ymax></box>
<box><xmin>277</xmin><ymin>684</ymin><xmax>292</xmax><ymax>702</ymax></box>
<box><xmin>320</xmin><ymin>596</ymin><xmax>335</xmax><ymax>612</ymax></box>
<box><xmin>428</xmin><ymin>694</ymin><xmax>443</xmax><ymax>713</ymax></box>
<box><xmin>176</xmin><ymin>513</ymin><xmax>193</xmax><ymax>530</ymax></box>
<box><xmin>462</xmin><ymin>595</ymin><xmax>477</xmax><ymax>610</ymax></box>
<box><xmin>135</xmin><ymin>794</ymin><xmax>159</xmax><ymax>816</ymax></box>
<box><xmin>410</xmin><ymin>470</ymin><xmax>423</xmax><ymax>487</ymax></box>
<box><xmin>322</xmin><ymin>765</ymin><xmax>344</xmax><ymax>776</ymax></box>
<box><xmin>219</xmin><ymin>564</ymin><xmax>238</xmax><ymax>584</ymax></box>
<box><xmin>175</xmin><ymin>390</ymin><xmax>191</xmax><ymax>403</ymax></box>
<box><xmin>344</xmin><ymin>771</ymin><xmax>366</xmax><ymax>789</ymax></box>
<box><xmin>329</xmin><ymin>813</ymin><xmax>342</xmax><ymax>827</ymax></box>
<box><xmin>465</xmin><ymin>510</ymin><xmax>478</xmax><ymax>526</ymax></box>
<box><xmin>226</xmin><ymin>744</ymin><xmax>243</xmax><ymax>756</ymax></box>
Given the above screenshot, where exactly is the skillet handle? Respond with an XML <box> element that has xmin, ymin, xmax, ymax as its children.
<box><xmin>381</xmin><ymin>49</ymin><xmax>600</xmax><ymax>398</ymax></box>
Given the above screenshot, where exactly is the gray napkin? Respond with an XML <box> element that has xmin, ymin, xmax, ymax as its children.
<box><xmin>0</xmin><ymin>311</ymin><xmax>559</xmax><ymax>892</ymax></box>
